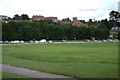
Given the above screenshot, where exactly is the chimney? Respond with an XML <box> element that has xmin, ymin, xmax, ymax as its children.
<box><xmin>73</xmin><ymin>17</ymin><xmax>77</xmax><ymax>22</ymax></box>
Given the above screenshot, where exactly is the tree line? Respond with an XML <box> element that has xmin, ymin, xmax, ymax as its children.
<box><xmin>2</xmin><ymin>20</ymin><xmax>110</xmax><ymax>41</ymax></box>
<box><xmin>2</xmin><ymin>10</ymin><xmax>120</xmax><ymax>41</ymax></box>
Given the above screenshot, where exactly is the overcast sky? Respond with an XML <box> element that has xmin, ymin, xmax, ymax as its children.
<box><xmin>0</xmin><ymin>0</ymin><xmax>119</xmax><ymax>21</ymax></box>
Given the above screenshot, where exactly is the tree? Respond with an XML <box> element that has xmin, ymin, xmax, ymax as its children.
<box><xmin>88</xmin><ymin>19</ymin><xmax>93</xmax><ymax>26</ymax></box>
<box><xmin>109</xmin><ymin>10</ymin><xmax>120</xmax><ymax>22</ymax></box>
<box><xmin>21</xmin><ymin>14</ymin><xmax>29</xmax><ymax>20</ymax></box>
<box><xmin>23</xmin><ymin>25</ymin><xmax>33</xmax><ymax>40</ymax></box>
<box><xmin>95</xmin><ymin>28</ymin><xmax>109</xmax><ymax>40</ymax></box>
<box><xmin>62</xmin><ymin>18</ymin><xmax>71</xmax><ymax>21</ymax></box>
<box><xmin>101</xmin><ymin>19</ymin><xmax>110</xmax><ymax>30</ymax></box>
<box><xmin>98</xmin><ymin>22</ymin><xmax>107</xmax><ymax>29</ymax></box>
<box><xmin>13</xmin><ymin>14</ymin><xmax>21</xmax><ymax>20</ymax></box>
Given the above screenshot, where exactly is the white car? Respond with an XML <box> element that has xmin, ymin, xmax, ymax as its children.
<box><xmin>10</xmin><ymin>41</ymin><xmax>14</xmax><ymax>44</ymax></box>
<box><xmin>39</xmin><ymin>39</ymin><xmax>46</xmax><ymax>43</ymax></box>
<box><xmin>14</xmin><ymin>40</ymin><xmax>20</xmax><ymax>44</ymax></box>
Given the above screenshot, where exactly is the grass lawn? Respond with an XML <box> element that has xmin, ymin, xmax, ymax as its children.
<box><xmin>2</xmin><ymin>72</ymin><xmax>28</xmax><ymax>78</ymax></box>
<box><xmin>2</xmin><ymin>42</ymin><xmax>118</xmax><ymax>78</ymax></box>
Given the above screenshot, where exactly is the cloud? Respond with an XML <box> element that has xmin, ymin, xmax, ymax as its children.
<box><xmin>79</xmin><ymin>8</ymin><xmax>99</xmax><ymax>11</ymax></box>
<box><xmin>0</xmin><ymin>0</ymin><xmax>118</xmax><ymax>21</ymax></box>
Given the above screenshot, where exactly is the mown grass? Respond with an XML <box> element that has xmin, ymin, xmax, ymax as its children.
<box><xmin>2</xmin><ymin>72</ymin><xmax>28</xmax><ymax>78</ymax></box>
<box><xmin>2</xmin><ymin>42</ymin><xmax>118</xmax><ymax>78</ymax></box>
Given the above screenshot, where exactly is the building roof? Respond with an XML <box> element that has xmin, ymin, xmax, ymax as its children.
<box><xmin>32</xmin><ymin>15</ymin><xmax>45</xmax><ymax>20</ymax></box>
<box><xmin>59</xmin><ymin>21</ymin><xmax>71</xmax><ymax>25</ymax></box>
<box><xmin>72</xmin><ymin>20</ymin><xmax>88</xmax><ymax>27</ymax></box>
<box><xmin>111</xmin><ymin>26</ymin><xmax>120</xmax><ymax>32</ymax></box>
<box><xmin>45</xmin><ymin>17</ymin><xmax>57</xmax><ymax>19</ymax></box>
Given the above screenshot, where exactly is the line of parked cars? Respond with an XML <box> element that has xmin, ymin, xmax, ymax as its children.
<box><xmin>0</xmin><ymin>39</ymin><xmax>119</xmax><ymax>44</ymax></box>
<box><xmin>85</xmin><ymin>39</ymin><xmax>119</xmax><ymax>43</ymax></box>
<box><xmin>0</xmin><ymin>39</ymin><xmax>47</xmax><ymax>44</ymax></box>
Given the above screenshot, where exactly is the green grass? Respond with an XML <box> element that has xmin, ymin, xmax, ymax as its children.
<box><xmin>2</xmin><ymin>42</ymin><xmax>118</xmax><ymax>78</ymax></box>
<box><xmin>2</xmin><ymin>72</ymin><xmax>28</xmax><ymax>78</ymax></box>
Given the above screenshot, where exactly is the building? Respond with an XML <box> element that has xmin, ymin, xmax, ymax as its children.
<box><xmin>110</xmin><ymin>26</ymin><xmax>120</xmax><ymax>39</ymax></box>
<box><xmin>31</xmin><ymin>15</ymin><xmax>58</xmax><ymax>22</ymax></box>
<box><xmin>32</xmin><ymin>15</ymin><xmax>45</xmax><ymax>21</ymax></box>
<box><xmin>72</xmin><ymin>17</ymin><xmax>88</xmax><ymax>27</ymax></box>
<box><xmin>73</xmin><ymin>17</ymin><xmax>77</xmax><ymax>22</ymax></box>
<box><xmin>45</xmin><ymin>17</ymin><xmax>58</xmax><ymax>22</ymax></box>
<box><xmin>0</xmin><ymin>15</ymin><xmax>8</xmax><ymax>21</ymax></box>
<box><xmin>58</xmin><ymin>21</ymin><xmax>72</xmax><ymax>25</ymax></box>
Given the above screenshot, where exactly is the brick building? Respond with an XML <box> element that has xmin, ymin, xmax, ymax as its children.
<box><xmin>31</xmin><ymin>15</ymin><xmax>58</xmax><ymax>22</ymax></box>
<box><xmin>32</xmin><ymin>15</ymin><xmax>45</xmax><ymax>21</ymax></box>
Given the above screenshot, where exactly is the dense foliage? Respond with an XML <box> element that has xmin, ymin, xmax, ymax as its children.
<box><xmin>2</xmin><ymin>20</ymin><xmax>110</xmax><ymax>41</ymax></box>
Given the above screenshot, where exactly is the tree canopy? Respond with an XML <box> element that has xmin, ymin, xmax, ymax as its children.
<box><xmin>2</xmin><ymin>20</ymin><xmax>110</xmax><ymax>41</ymax></box>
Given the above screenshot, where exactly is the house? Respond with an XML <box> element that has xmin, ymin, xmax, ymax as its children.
<box><xmin>45</xmin><ymin>17</ymin><xmax>58</xmax><ymax>22</ymax></box>
<box><xmin>31</xmin><ymin>15</ymin><xmax>58</xmax><ymax>22</ymax></box>
<box><xmin>110</xmin><ymin>26</ymin><xmax>120</xmax><ymax>39</ymax></box>
<box><xmin>72</xmin><ymin>17</ymin><xmax>88</xmax><ymax>27</ymax></box>
<box><xmin>0</xmin><ymin>15</ymin><xmax>8</xmax><ymax>21</ymax></box>
<box><xmin>58</xmin><ymin>21</ymin><xmax>72</xmax><ymax>25</ymax></box>
<box><xmin>32</xmin><ymin>15</ymin><xmax>45</xmax><ymax>21</ymax></box>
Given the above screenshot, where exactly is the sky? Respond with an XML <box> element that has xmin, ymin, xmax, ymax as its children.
<box><xmin>0</xmin><ymin>0</ymin><xmax>119</xmax><ymax>21</ymax></box>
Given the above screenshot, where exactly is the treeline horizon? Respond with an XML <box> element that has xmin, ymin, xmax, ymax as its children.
<box><xmin>2</xmin><ymin>10</ymin><xmax>120</xmax><ymax>41</ymax></box>
<box><xmin>2</xmin><ymin>20</ymin><xmax>110</xmax><ymax>41</ymax></box>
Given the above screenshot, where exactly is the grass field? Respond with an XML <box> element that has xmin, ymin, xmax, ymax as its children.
<box><xmin>2</xmin><ymin>42</ymin><xmax>118</xmax><ymax>78</ymax></box>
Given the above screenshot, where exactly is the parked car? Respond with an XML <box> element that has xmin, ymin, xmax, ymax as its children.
<box><xmin>0</xmin><ymin>41</ymin><xmax>3</xmax><ymax>44</ymax></box>
<box><xmin>102</xmin><ymin>40</ymin><xmax>107</xmax><ymax>42</ymax></box>
<box><xmin>106</xmin><ymin>39</ymin><xmax>113</xmax><ymax>42</ymax></box>
<box><xmin>48</xmin><ymin>40</ymin><xmax>53</xmax><ymax>43</ymax></box>
<box><xmin>94</xmin><ymin>40</ymin><xmax>98</xmax><ymax>42</ymax></box>
<box><xmin>39</xmin><ymin>39</ymin><xmax>46</xmax><ymax>43</ymax></box>
<box><xmin>35</xmin><ymin>40</ymin><xmax>39</xmax><ymax>43</ymax></box>
<box><xmin>13</xmin><ymin>40</ymin><xmax>20</xmax><ymax>44</ymax></box>
<box><xmin>62</xmin><ymin>40</ymin><xmax>67</xmax><ymax>43</ymax></box>
<box><xmin>20</xmin><ymin>40</ymin><xmax>24</xmax><ymax>43</ymax></box>
<box><xmin>85</xmin><ymin>39</ymin><xmax>90</xmax><ymax>42</ymax></box>
<box><xmin>29</xmin><ymin>40</ymin><xmax>34</xmax><ymax>43</ymax></box>
<box><xmin>4</xmin><ymin>40</ymin><xmax>9</xmax><ymax>44</ymax></box>
<box><xmin>10</xmin><ymin>41</ymin><xmax>14</xmax><ymax>44</ymax></box>
<box><xmin>114</xmin><ymin>39</ymin><xmax>119</xmax><ymax>42</ymax></box>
